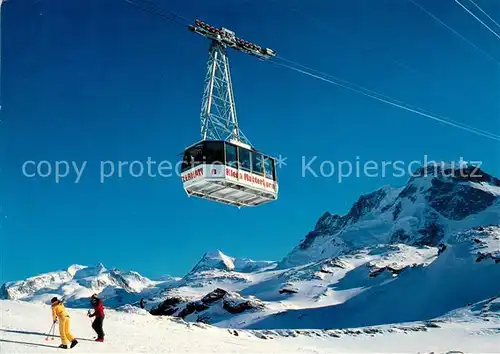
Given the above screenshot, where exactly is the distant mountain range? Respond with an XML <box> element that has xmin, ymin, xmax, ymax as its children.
<box><xmin>3</xmin><ymin>163</ymin><xmax>499</xmax><ymax>329</ymax></box>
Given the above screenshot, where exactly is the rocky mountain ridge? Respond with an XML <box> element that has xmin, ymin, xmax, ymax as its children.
<box><xmin>3</xmin><ymin>163</ymin><xmax>499</xmax><ymax>329</ymax></box>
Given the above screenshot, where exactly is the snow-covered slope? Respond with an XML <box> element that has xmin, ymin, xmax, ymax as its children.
<box><xmin>146</xmin><ymin>226</ymin><xmax>497</xmax><ymax>329</ymax></box>
<box><xmin>147</xmin><ymin>164</ymin><xmax>499</xmax><ymax>329</ymax></box>
<box><xmin>280</xmin><ymin>164</ymin><xmax>500</xmax><ymax>268</ymax></box>
<box><xmin>2</xmin><ymin>299</ymin><xmax>499</xmax><ymax>353</ymax></box>
<box><xmin>245</xmin><ymin>226</ymin><xmax>500</xmax><ymax>329</ymax></box>
<box><xmin>3</xmin><ymin>163</ymin><xmax>499</xmax><ymax>332</ymax></box>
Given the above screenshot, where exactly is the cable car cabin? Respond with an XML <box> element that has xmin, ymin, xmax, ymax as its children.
<box><xmin>181</xmin><ymin>140</ymin><xmax>278</xmax><ymax>207</ymax></box>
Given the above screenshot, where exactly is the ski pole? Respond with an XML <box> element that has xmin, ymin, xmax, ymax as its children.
<box><xmin>45</xmin><ymin>323</ymin><xmax>55</xmax><ymax>341</ymax></box>
<box><xmin>50</xmin><ymin>322</ymin><xmax>56</xmax><ymax>341</ymax></box>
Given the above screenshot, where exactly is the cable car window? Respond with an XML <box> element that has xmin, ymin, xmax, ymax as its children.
<box><xmin>182</xmin><ymin>144</ymin><xmax>203</xmax><ymax>172</ymax></box>
<box><xmin>225</xmin><ymin>143</ymin><xmax>238</xmax><ymax>168</ymax></box>
<box><xmin>204</xmin><ymin>141</ymin><xmax>225</xmax><ymax>164</ymax></box>
<box><xmin>252</xmin><ymin>152</ymin><xmax>264</xmax><ymax>176</ymax></box>
<box><xmin>263</xmin><ymin>156</ymin><xmax>273</xmax><ymax>179</ymax></box>
<box><xmin>239</xmin><ymin>147</ymin><xmax>252</xmax><ymax>171</ymax></box>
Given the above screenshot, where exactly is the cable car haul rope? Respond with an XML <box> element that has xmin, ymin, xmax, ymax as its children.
<box><xmin>121</xmin><ymin>0</ymin><xmax>500</xmax><ymax>208</ymax></box>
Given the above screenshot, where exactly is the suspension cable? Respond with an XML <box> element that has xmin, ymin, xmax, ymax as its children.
<box><xmin>454</xmin><ymin>0</ymin><xmax>500</xmax><ymax>40</ymax></box>
<box><xmin>467</xmin><ymin>0</ymin><xmax>500</xmax><ymax>30</ymax></box>
<box><xmin>276</xmin><ymin>1</ymin><xmax>420</xmax><ymax>76</ymax></box>
<box><xmin>122</xmin><ymin>0</ymin><xmax>189</xmax><ymax>27</ymax></box>
<box><xmin>121</xmin><ymin>0</ymin><xmax>499</xmax><ymax>142</ymax></box>
<box><xmin>270</xmin><ymin>57</ymin><xmax>500</xmax><ymax>142</ymax></box>
<box><xmin>407</xmin><ymin>0</ymin><xmax>500</xmax><ymax>66</ymax></box>
<box><xmin>274</xmin><ymin>55</ymin><xmax>499</xmax><ymax>140</ymax></box>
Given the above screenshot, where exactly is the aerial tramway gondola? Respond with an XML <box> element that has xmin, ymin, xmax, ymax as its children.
<box><xmin>180</xmin><ymin>19</ymin><xmax>279</xmax><ymax>207</ymax></box>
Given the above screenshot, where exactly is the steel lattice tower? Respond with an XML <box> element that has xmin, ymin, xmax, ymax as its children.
<box><xmin>189</xmin><ymin>19</ymin><xmax>276</xmax><ymax>146</ymax></box>
<box><xmin>199</xmin><ymin>41</ymin><xmax>249</xmax><ymax>144</ymax></box>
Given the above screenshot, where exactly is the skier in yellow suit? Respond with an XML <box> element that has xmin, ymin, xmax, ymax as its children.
<box><xmin>51</xmin><ymin>297</ymin><xmax>78</xmax><ymax>349</ymax></box>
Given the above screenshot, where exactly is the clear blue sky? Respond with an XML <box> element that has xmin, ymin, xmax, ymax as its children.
<box><xmin>1</xmin><ymin>0</ymin><xmax>499</xmax><ymax>283</ymax></box>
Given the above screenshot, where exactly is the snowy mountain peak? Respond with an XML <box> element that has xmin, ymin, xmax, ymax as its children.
<box><xmin>1</xmin><ymin>263</ymin><xmax>155</xmax><ymax>306</ymax></box>
<box><xmin>412</xmin><ymin>163</ymin><xmax>500</xmax><ymax>183</ymax></box>
<box><xmin>189</xmin><ymin>250</ymin><xmax>236</xmax><ymax>273</ymax></box>
<box><xmin>66</xmin><ymin>264</ymin><xmax>87</xmax><ymax>277</ymax></box>
<box><xmin>96</xmin><ymin>262</ymin><xmax>107</xmax><ymax>272</ymax></box>
<box><xmin>188</xmin><ymin>250</ymin><xmax>277</xmax><ymax>275</ymax></box>
<box><xmin>280</xmin><ymin>164</ymin><xmax>500</xmax><ymax>268</ymax></box>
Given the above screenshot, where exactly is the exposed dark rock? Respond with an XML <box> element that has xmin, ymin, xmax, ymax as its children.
<box><xmin>387</xmin><ymin>266</ymin><xmax>406</xmax><ymax>275</ymax></box>
<box><xmin>299</xmin><ymin>230</ymin><xmax>322</xmax><ymax>250</ymax></box>
<box><xmin>279</xmin><ymin>288</ymin><xmax>298</xmax><ymax>294</ymax></box>
<box><xmin>201</xmin><ymin>288</ymin><xmax>227</xmax><ymax>304</ymax></box>
<box><xmin>391</xmin><ymin>229</ymin><xmax>410</xmax><ymax>243</ymax></box>
<box><xmin>193</xmin><ymin>301</ymin><xmax>210</xmax><ymax>311</ymax></box>
<box><xmin>298</xmin><ymin>189</ymin><xmax>390</xmax><ymax>250</ymax></box>
<box><xmin>0</xmin><ymin>284</ymin><xmax>10</xmax><ymax>300</ymax></box>
<box><xmin>346</xmin><ymin>189</ymin><xmax>388</xmax><ymax>224</ymax></box>
<box><xmin>475</xmin><ymin>252</ymin><xmax>500</xmax><ymax>263</ymax></box>
<box><xmin>398</xmin><ymin>184</ymin><xmax>418</xmax><ymax>202</ymax></box>
<box><xmin>363</xmin><ymin>328</ymin><xmax>381</xmax><ymax>335</ymax></box>
<box><xmin>416</xmin><ymin>220</ymin><xmax>444</xmax><ymax>246</ymax></box>
<box><xmin>254</xmin><ymin>332</ymin><xmax>268</xmax><ymax>340</ymax></box>
<box><xmin>282</xmin><ymin>163</ymin><xmax>499</xmax><ymax>272</ymax></box>
<box><xmin>312</xmin><ymin>212</ymin><xmax>346</xmax><ymax>235</ymax></box>
<box><xmin>315</xmin><ymin>212</ymin><xmax>334</xmax><ymax>231</ymax></box>
<box><xmin>318</xmin><ymin>267</ymin><xmax>333</xmax><ymax>274</ymax></box>
<box><xmin>381</xmin><ymin>203</ymin><xmax>392</xmax><ymax>213</ymax></box>
<box><xmin>428</xmin><ymin>179</ymin><xmax>496</xmax><ymax>220</ymax></box>
<box><xmin>368</xmin><ymin>267</ymin><xmax>386</xmax><ymax>278</ymax></box>
<box><xmin>152</xmin><ymin>287</ymin><xmax>265</xmax><ymax>322</ymax></box>
<box><xmin>150</xmin><ymin>296</ymin><xmax>186</xmax><ymax>316</ymax></box>
<box><xmin>223</xmin><ymin>300</ymin><xmax>257</xmax><ymax>314</ymax></box>
<box><xmin>320</xmin><ymin>258</ymin><xmax>348</xmax><ymax>272</ymax></box>
<box><xmin>369</xmin><ymin>265</ymin><xmax>407</xmax><ymax>278</ymax></box>
<box><xmin>178</xmin><ymin>303</ymin><xmax>197</xmax><ymax>318</ymax></box>
<box><xmin>447</xmin><ymin>166</ymin><xmax>500</xmax><ymax>186</ymax></box>
<box><xmin>178</xmin><ymin>301</ymin><xmax>210</xmax><ymax>318</ymax></box>
<box><xmin>197</xmin><ymin>313</ymin><xmax>211</xmax><ymax>324</ymax></box>
<box><xmin>424</xmin><ymin>321</ymin><xmax>440</xmax><ymax>328</ymax></box>
<box><xmin>393</xmin><ymin>202</ymin><xmax>402</xmax><ymax>220</ymax></box>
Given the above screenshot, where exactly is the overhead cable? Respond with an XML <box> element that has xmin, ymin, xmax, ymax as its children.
<box><xmin>278</xmin><ymin>2</ymin><xmax>419</xmax><ymax>76</ymax></box>
<box><xmin>454</xmin><ymin>0</ymin><xmax>500</xmax><ymax>40</ymax></box>
<box><xmin>270</xmin><ymin>57</ymin><xmax>500</xmax><ymax>142</ymax></box>
<box><xmin>275</xmin><ymin>55</ymin><xmax>498</xmax><ymax>139</ymax></box>
<box><xmin>122</xmin><ymin>0</ymin><xmax>500</xmax><ymax>142</ymax></box>
<box><xmin>468</xmin><ymin>0</ymin><xmax>500</xmax><ymax>30</ymax></box>
<box><xmin>123</xmin><ymin>0</ymin><xmax>189</xmax><ymax>27</ymax></box>
<box><xmin>407</xmin><ymin>0</ymin><xmax>500</xmax><ymax>66</ymax></box>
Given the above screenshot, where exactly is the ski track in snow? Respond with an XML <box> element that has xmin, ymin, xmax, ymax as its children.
<box><xmin>1</xmin><ymin>300</ymin><xmax>499</xmax><ymax>353</ymax></box>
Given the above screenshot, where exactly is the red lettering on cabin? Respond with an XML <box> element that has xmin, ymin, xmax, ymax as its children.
<box><xmin>225</xmin><ymin>167</ymin><xmax>274</xmax><ymax>190</ymax></box>
<box><xmin>182</xmin><ymin>167</ymin><xmax>204</xmax><ymax>182</ymax></box>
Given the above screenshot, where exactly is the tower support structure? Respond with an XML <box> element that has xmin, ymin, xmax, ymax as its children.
<box><xmin>200</xmin><ymin>41</ymin><xmax>249</xmax><ymax>145</ymax></box>
<box><xmin>189</xmin><ymin>19</ymin><xmax>276</xmax><ymax>146</ymax></box>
